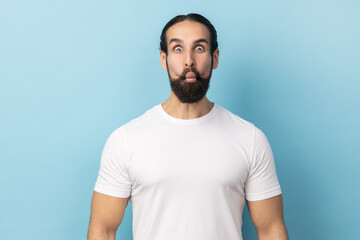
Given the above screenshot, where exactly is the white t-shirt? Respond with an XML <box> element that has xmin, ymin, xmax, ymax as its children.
<box><xmin>94</xmin><ymin>103</ymin><xmax>282</xmax><ymax>240</ymax></box>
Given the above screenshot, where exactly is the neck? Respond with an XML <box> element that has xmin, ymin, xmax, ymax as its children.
<box><xmin>161</xmin><ymin>92</ymin><xmax>214</xmax><ymax>119</ymax></box>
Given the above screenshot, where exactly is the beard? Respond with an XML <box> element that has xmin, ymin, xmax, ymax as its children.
<box><xmin>166</xmin><ymin>60</ymin><xmax>213</xmax><ymax>104</ymax></box>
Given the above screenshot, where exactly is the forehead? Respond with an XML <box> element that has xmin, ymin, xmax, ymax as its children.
<box><xmin>166</xmin><ymin>20</ymin><xmax>210</xmax><ymax>44</ymax></box>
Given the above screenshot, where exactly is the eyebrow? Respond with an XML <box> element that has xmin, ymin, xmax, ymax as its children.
<box><xmin>194</xmin><ymin>38</ymin><xmax>209</xmax><ymax>45</ymax></box>
<box><xmin>168</xmin><ymin>38</ymin><xmax>209</xmax><ymax>45</ymax></box>
<box><xmin>169</xmin><ymin>38</ymin><xmax>182</xmax><ymax>45</ymax></box>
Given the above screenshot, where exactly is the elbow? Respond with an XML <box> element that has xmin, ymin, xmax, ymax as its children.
<box><xmin>257</xmin><ymin>221</ymin><xmax>289</xmax><ymax>240</ymax></box>
<box><xmin>87</xmin><ymin>223</ymin><xmax>117</xmax><ymax>240</ymax></box>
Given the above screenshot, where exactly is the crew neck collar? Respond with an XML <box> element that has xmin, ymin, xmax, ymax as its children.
<box><xmin>157</xmin><ymin>103</ymin><xmax>218</xmax><ymax>124</ymax></box>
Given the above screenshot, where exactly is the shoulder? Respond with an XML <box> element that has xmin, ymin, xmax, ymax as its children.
<box><xmin>108</xmin><ymin>104</ymin><xmax>159</xmax><ymax>139</ymax></box>
<box><xmin>216</xmin><ymin>103</ymin><xmax>257</xmax><ymax>133</ymax></box>
<box><xmin>215</xmin><ymin>104</ymin><xmax>271</xmax><ymax>147</ymax></box>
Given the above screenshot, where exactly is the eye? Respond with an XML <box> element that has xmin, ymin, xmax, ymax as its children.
<box><xmin>174</xmin><ymin>46</ymin><xmax>182</xmax><ymax>51</ymax></box>
<box><xmin>195</xmin><ymin>45</ymin><xmax>204</xmax><ymax>51</ymax></box>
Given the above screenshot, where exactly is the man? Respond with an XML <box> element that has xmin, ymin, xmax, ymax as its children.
<box><xmin>88</xmin><ymin>13</ymin><xmax>288</xmax><ymax>240</ymax></box>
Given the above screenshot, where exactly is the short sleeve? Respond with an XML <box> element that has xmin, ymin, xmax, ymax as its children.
<box><xmin>94</xmin><ymin>127</ymin><xmax>132</xmax><ymax>198</ymax></box>
<box><xmin>245</xmin><ymin>127</ymin><xmax>282</xmax><ymax>201</ymax></box>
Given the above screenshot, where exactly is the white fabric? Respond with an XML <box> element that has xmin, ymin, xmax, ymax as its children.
<box><xmin>94</xmin><ymin>103</ymin><xmax>282</xmax><ymax>240</ymax></box>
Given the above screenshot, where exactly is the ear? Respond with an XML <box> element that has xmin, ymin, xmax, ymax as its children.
<box><xmin>160</xmin><ymin>51</ymin><xmax>167</xmax><ymax>70</ymax></box>
<box><xmin>212</xmin><ymin>48</ymin><xmax>219</xmax><ymax>69</ymax></box>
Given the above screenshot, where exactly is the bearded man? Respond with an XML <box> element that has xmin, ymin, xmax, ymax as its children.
<box><xmin>88</xmin><ymin>13</ymin><xmax>288</xmax><ymax>240</ymax></box>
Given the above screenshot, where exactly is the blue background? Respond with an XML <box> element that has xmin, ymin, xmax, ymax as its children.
<box><xmin>1</xmin><ymin>1</ymin><xmax>359</xmax><ymax>239</ymax></box>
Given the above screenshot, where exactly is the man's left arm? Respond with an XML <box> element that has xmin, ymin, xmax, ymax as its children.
<box><xmin>247</xmin><ymin>194</ymin><xmax>289</xmax><ymax>240</ymax></box>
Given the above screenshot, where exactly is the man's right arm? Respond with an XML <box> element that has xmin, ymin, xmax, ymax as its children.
<box><xmin>87</xmin><ymin>191</ymin><xmax>129</xmax><ymax>240</ymax></box>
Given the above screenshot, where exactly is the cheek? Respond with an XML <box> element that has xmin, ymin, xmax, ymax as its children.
<box><xmin>196</xmin><ymin>55</ymin><xmax>212</xmax><ymax>74</ymax></box>
<box><xmin>166</xmin><ymin>55</ymin><xmax>182</xmax><ymax>74</ymax></box>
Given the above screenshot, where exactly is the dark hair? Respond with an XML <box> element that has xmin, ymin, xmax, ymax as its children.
<box><xmin>160</xmin><ymin>13</ymin><xmax>218</xmax><ymax>55</ymax></box>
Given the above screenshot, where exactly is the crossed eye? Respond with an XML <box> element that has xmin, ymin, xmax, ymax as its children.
<box><xmin>195</xmin><ymin>46</ymin><xmax>204</xmax><ymax>51</ymax></box>
<box><xmin>174</xmin><ymin>45</ymin><xmax>204</xmax><ymax>52</ymax></box>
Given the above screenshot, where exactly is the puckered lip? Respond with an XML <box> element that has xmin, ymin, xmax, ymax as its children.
<box><xmin>185</xmin><ymin>72</ymin><xmax>196</xmax><ymax>78</ymax></box>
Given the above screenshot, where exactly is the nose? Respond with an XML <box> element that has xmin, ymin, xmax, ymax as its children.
<box><xmin>184</xmin><ymin>51</ymin><xmax>195</xmax><ymax>67</ymax></box>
